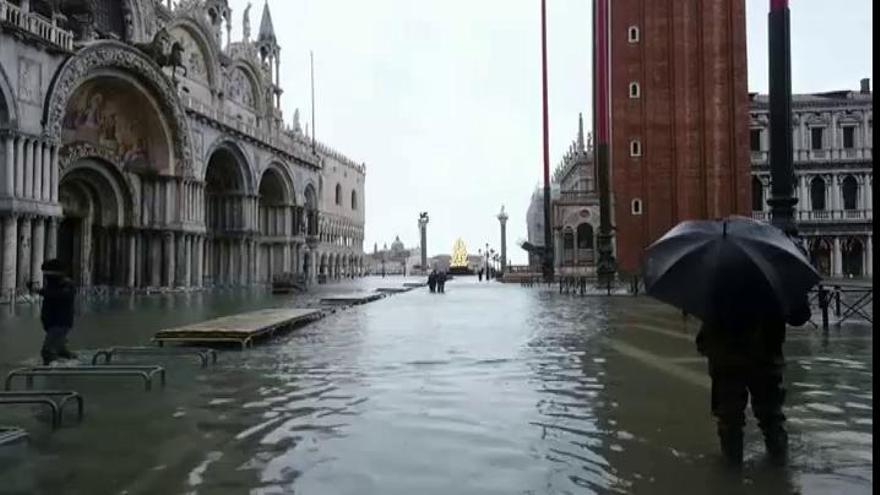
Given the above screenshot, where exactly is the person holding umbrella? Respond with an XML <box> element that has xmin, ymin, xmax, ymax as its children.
<box><xmin>643</xmin><ymin>216</ymin><xmax>818</xmax><ymax>467</ymax></box>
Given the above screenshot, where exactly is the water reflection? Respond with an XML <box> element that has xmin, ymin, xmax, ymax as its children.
<box><xmin>0</xmin><ymin>278</ymin><xmax>872</xmax><ymax>494</ymax></box>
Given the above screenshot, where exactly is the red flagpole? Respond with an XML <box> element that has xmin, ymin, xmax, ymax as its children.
<box><xmin>541</xmin><ymin>0</ymin><xmax>553</xmax><ymax>281</ymax></box>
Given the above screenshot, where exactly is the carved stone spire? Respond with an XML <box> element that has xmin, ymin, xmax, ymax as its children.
<box><xmin>577</xmin><ymin>112</ymin><xmax>585</xmax><ymax>152</ymax></box>
<box><xmin>259</xmin><ymin>0</ymin><xmax>276</xmax><ymax>44</ymax></box>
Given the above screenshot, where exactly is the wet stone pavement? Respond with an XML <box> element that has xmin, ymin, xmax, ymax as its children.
<box><xmin>0</xmin><ymin>277</ymin><xmax>872</xmax><ymax>494</ymax></box>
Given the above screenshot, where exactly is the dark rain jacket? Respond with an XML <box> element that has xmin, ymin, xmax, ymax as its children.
<box><xmin>38</xmin><ymin>277</ymin><xmax>76</xmax><ymax>330</ymax></box>
<box><xmin>696</xmin><ymin>295</ymin><xmax>811</xmax><ymax>370</ymax></box>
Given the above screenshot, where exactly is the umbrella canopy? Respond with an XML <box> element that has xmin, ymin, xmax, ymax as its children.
<box><xmin>642</xmin><ymin>216</ymin><xmax>820</xmax><ymax>322</ymax></box>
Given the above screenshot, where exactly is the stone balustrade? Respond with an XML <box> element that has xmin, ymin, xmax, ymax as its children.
<box><xmin>0</xmin><ymin>1</ymin><xmax>74</xmax><ymax>51</ymax></box>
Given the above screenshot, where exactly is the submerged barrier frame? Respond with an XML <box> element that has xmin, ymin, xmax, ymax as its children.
<box><xmin>5</xmin><ymin>366</ymin><xmax>166</xmax><ymax>392</ymax></box>
<box><xmin>0</xmin><ymin>391</ymin><xmax>84</xmax><ymax>429</ymax></box>
<box><xmin>92</xmin><ymin>347</ymin><xmax>218</xmax><ymax>368</ymax></box>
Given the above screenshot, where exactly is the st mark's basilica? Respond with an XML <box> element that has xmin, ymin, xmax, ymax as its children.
<box><xmin>0</xmin><ymin>0</ymin><xmax>367</xmax><ymax>302</ymax></box>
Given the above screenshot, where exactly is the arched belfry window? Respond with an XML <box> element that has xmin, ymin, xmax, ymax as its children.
<box><xmin>628</xmin><ymin>26</ymin><xmax>640</xmax><ymax>43</ymax></box>
<box><xmin>841</xmin><ymin>175</ymin><xmax>858</xmax><ymax>210</ymax></box>
<box><xmin>631</xmin><ymin>199</ymin><xmax>643</xmax><ymax>215</ymax></box>
<box><xmin>751</xmin><ymin>176</ymin><xmax>764</xmax><ymax>212</ymax></box>
<box><xmin>629</xmin><ymin>82</ymin><xmax>640</xmax><ymax>99</ymax></box>
<box><xmin>630</xmin><ymin>140</ymin><xmax>642</xmax><ymax>157</ymax></box>
<box><xmin>810</xmin><ymin>177</ymin><xmax>826</xmax><ymax>211</ymax></box>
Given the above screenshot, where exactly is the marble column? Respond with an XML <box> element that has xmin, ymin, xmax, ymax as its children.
<box><xmin>2</xmin><ymin>216</ymin><xmax>18</xmax><ymax>298</ymax></box>
<box><xmin>164</xmin><ymin>232</ymin><xmax>175</xmax><ymax>287</ymax></box>
<box><xmin>23</xmin><ymin>139</ymin><xmax>33</xmax><ymax>199</ymax></box>
<box><xmin>32</xmin><ymin>141</ymin><xmax>42</xmax><ymax>200</ymax></box>
<box><xmin>150</xmin><ymin>234</ymin><xmax>162</xmax><ymax>287</ymax></box>
<box><xmin>239</xmin><ymin>239</ymin><xmax>248</xmax><ymax>285</ymax></box>
<box><xmin>225</xmin><ymin>240</ymin><xmax>234</xmax><ymax>285</ymax></box>
<box><xmin>31</xmin><ymin>219</ymin><xmax>45</xmax><ymax>287</ymax></box>
<box><xmin>866</xmin><ymin>236</ymin><xmax>873</xmax><ymax>277</ymax></box>
<box><xmin>135</xmin><ymin>232</ymin><xmax>144</xmax><ymax>288</ymax></box>
<box><xmin>175</xmin><ymin>233</ymin><xmax>186</xmax><ymax>287</ymax></box>
<box><xmin>3</xmin><ymin>135</ymin><xmax>13</xmax><ymax>196</ymax></box>
<box><xmin>127</xmin><ymin>230</ymin><xmax>136</xmax><ymax>288</ymax></box>
<box><xmin>194</xmin><ymin>236</ymin><xmax>204</xmax><ymax>288</ymax></box>
<box><xmin>184</xmin><ymin>235</ymin><xmax>192</xmax><ymax>288</ymax></box>
<box><xmin>17</xmin><ymin>217</ymin><xmax>32</xmax><ymax>289</ymax></box>
<box><xmin>266</xmin><ymin>244</ymin><xmax>274</xmax><ymax>283</ymax></box>
<box><xmin>46</xmin><ymin>217</ymin><xmax>58</xmax><ymax>259</ymax></box>
<box><xmin>50</xmin><ymin>145</ymin><xmax>59</xmax><ymax>203</ymax></box>
<box><xmin>41</xmin><ymin>144</ymin><xmax>51</xmax><ymax>201</ymax></box>
<box><xmin>80</xmin><ymin>218</ymin><xmax>92</xmax><ymax>287</ymax></box>
<box><xmin>14</xmin><ymin>137</ymin><xmax>24</xmax><ymax>197</ymax></box>
<box><xmin>832</xmin><ymin>237</ymin><xmax>842</xmax><ymax>277</ymax></box>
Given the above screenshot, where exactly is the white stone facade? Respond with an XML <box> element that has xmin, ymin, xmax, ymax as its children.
<box><xmin>0</xmin><ymin>0</ymin><xmax>366</xmax><ymax>301</ymax></box>
<box><xmin>525</xmin><ymin>115</ymin><xmax>600</xmax><ymax>276</ymax></box>
<box><xmin>749</xmin><ymin>80</ymin><xmax>872</xmax><ymax>278</ymax></box>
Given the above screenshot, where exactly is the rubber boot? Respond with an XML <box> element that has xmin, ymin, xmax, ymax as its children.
<box><xmin>762</xmin><ymin>425</ymin><xmax>788</xmax><ymax>465</ymax></box>
<box><xmin>57</xmin><ymin>348</ymin><xmax>78</xmax><ymax>360</ymax></box>
<box><xmin>41</xmin><ymin>349</ymin><xmax>56</xmax><ymax>366</ymax></box>
<box><xmin>718</xmin><ymin>426</ymin><xmax>744</xmax><ymax>467</ymax></box>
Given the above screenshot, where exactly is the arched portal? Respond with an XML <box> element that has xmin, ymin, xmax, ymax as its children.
<box><xmin>562</xmin><ymin>227</ymin><xmax>575</xmax><ymax>266</ymax></box>
<box><xmin>257</xmin><ymin>167</ymin><xmax>293</xmax><ymax>283</ymax></box>
<box><xmin>576</xmin><ymin>223</ymin><xmax>595</xmax><ymax>265</ymax></box>
<box><xmin>204</xmin><ymin>145</ymin><xmax>251</xmax><ymax>286</ymax></box>
<box><xmin>842</xmin><ymin>238</ymin><xmax>864</xmax><ymax>277</ymax></box>
<box><xmin>808</xmin><ymin>238</ymin><xmax>832</xmax><ymax>276</ymax></box>
<box><xmin>751</xmin><ymin>177</ymin><xmax>764</xmax><ymax>212</ymax></box>
<box><xmin>841</xmin><ymin>175</ymin><xmax>859</xmax><ymax>211</ymax></box>
<box><xmin>58</xmin><ymin>159</ymin><xmax>133</xmax><ymax>287</ymax></box>
<box><xmin>811</xmin><ymin>177</ymin><xmax>826</xmax><ymax>211</ymax></box>
<box><xmin>304</xmin><ymin>184</ymin><xmax>318</xmax><ymax>236</ymax></box>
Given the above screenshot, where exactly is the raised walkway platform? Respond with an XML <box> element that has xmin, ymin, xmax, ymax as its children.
<box><xmin>320</xmin><ymin>293</ymin><xmax>385</xmax><ymax>306</ymax></box>
<box><xmin>152</xmin><ymin>308</ymin><xmax>323</xmax><ymax>349</ymax></box>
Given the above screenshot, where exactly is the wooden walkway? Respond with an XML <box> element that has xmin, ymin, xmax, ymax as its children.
<box><xmin>375</xmin><ymin>287</ymin><xmax>411</xmax><ymax>294</ymax></box>
<box><xmin>153</xmin><ymin>308</ymin><xmax>323</xmax><ymax>348</ymax></box>
<box><xmin>320</xmin><ymin>293</ymin><xmax>385</xmax><ymax>305</ymax></box>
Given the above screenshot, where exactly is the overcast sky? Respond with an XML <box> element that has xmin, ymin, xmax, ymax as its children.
<box><xmin>227</xmin><ymin>0</ymin><xmax>872</xmax><ymax>263</ymax></box>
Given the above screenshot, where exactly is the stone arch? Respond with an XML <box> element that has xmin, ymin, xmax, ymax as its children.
<box><xmin>808</xmin><ymin>238</ymin><xmax>832</xmax><ymax>276</ymax></box>
<box><xmin>58</xmin><ymin>73</ymin><xmax>175</xmax><ymax>178</ymax></box>
<box><xmin>166</xmin><ymin>18</ymin><xmax>222</xmax><ymax>90</ymax></box>
<box><xmin>304</xmin><ymin>183</ymin><xmax>318</xmax><ymax>236</ymax></box>
<box><xmin>0</xmin><ymin>62</ymin><xmax>19</xmax><ymax>125</ymax></box>
<box><xmin>43</xmin><ymin>41</ymin><xmax>193</xmax><ymax>176</ymax></box>
<box><xmin>202</xmin><ymin>139</ymin><xmax>255</xmax><ymax>193</ymax></box>
<box><xmin>202</xmin><ymin>142</ymin><xmax>253</xmax><ymax>286</ymax></box>
<box><xmin>751</xmin><ymin>176</ymin><xmax>764</xmax><ymax>211</ymax></box>
<box><xmin>842</xmin><ymin>238</ymin><xmax>864</xmax><ymax>277</ymax></box>
<box><xmin>226</xmin><ymin>61</ymin><xmax>263</xmax><ymax>112</ymax></box>
<box><xmin>841</xmin><ymin>175</ymin><xmax>859</xmax><ymax>210</ymax></box>
<box><xmin>58</xmin><ymin>158</ymin><xmax>135</xmax><ymax>287</ymax></box>
<box><xmin>810</xmin><ymin>176</ymin><xmax>826</xmax><ymax>211</ymax></box>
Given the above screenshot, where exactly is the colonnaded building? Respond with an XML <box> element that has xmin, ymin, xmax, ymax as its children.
<box><xmin>749</xmin><ymin>80</ymin><xmax>873</xmax><ymax>278</ymax></box>
<box><xmin>0</xmin><ymin>0</ymin><xmax>367</xmax><ymax>302</ymax></box>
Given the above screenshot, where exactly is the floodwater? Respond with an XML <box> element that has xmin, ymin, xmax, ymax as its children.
<box><xmin>0</xmin><ymin>277</ymin><xmax>872</xmax><ymax>494</ymax></box>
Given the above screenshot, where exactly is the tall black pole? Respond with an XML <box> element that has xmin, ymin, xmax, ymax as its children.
<box><xmin>767</xmin><ymin>0</ymin><xmax>798</xmax><ymax>236</ymax></box>
<box><xmin>541</xmin><ymin>0</ymin><xmax>554</xmax><ymax>282</ymax></box>
<box><xmin>594</xmin><ymin>0</ymin><xmax>616</xmax><ymax>287</ymax></box>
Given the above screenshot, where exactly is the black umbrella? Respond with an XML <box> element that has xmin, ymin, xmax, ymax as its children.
<box><xmin>642</xmin><ymin>216</ymin><xmax>820</xmax><ymax>322</ymax></box>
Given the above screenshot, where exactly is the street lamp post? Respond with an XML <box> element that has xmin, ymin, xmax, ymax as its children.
<box><xmin>497</xmin><ymin>205</ymin><xmax>509</xmax><ymax>277</ymax></box>
<box><xmin>418</xmin><ymin>212</ymin><xmax>429</xmax><ymax>274</ymax></box>
<box><xmin>767</xmin><ymin>0</ymin><xmax>798</xmax><ymax>237</ymax></box>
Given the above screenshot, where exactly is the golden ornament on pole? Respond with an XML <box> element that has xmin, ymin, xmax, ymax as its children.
<box><xmin>450</xmin><ymin>239</ymin><xmax>469</xmax><ymax>268</ymax></box>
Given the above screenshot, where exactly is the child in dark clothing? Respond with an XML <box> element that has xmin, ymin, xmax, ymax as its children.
<box><xmin>27</xmin><ymin>259</ymin><xmax>77</xmax><ymax>365</ymax></box>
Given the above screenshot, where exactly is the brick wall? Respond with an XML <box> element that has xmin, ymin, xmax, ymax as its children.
<box><xmin>608</xmin><ymin>0</ymin><xmax>751</xmax><ymax>273</ymax></box>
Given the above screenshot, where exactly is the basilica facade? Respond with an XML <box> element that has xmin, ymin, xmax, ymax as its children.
<box><xmin>0</xmin><ymin>0</ymin><xmax>366</xmax><ymax>302</ymax></box>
